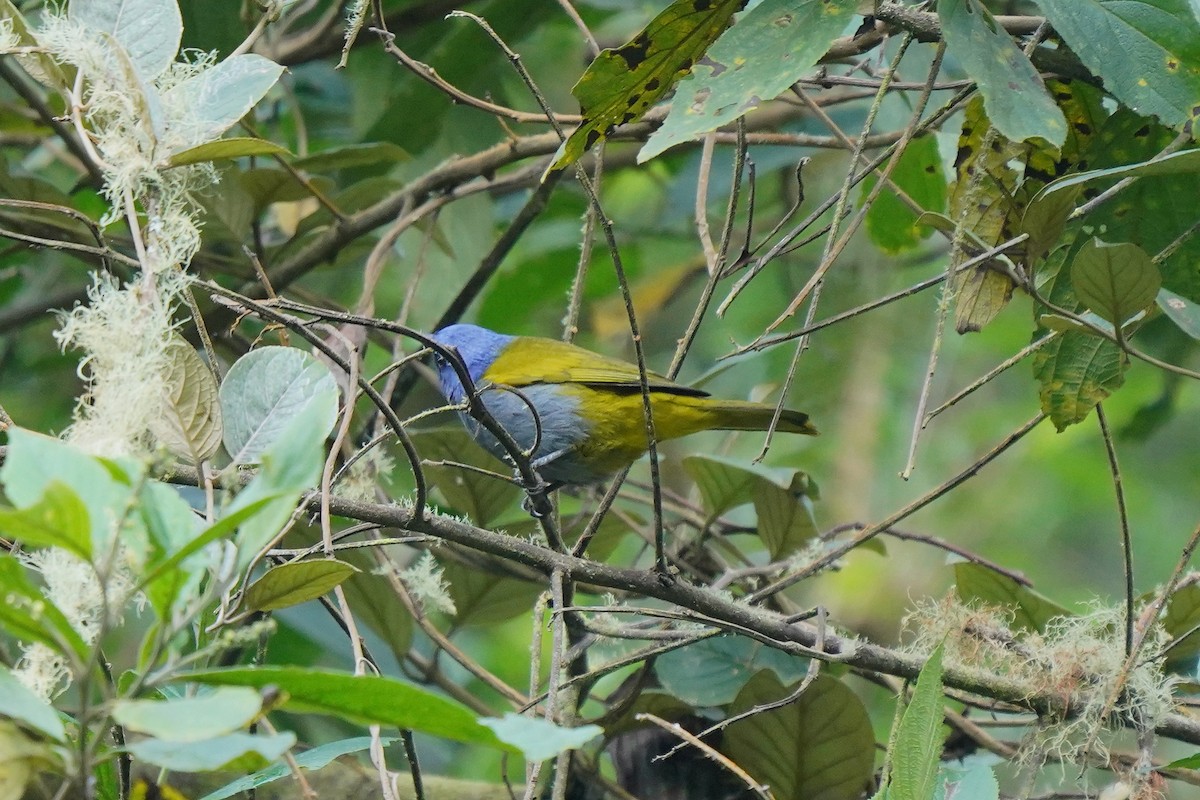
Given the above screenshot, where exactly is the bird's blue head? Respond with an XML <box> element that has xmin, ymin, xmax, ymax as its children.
<box><xmin>430</xmin><ymin>324</ymin><xmax>515</xmax><ymax>403</ymax></box>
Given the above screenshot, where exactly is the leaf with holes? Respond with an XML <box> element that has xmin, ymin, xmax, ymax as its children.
<box><xmin>549</xmin><ymin>0</ymin><xmax>747</xmax><ymax>173</ymax></box>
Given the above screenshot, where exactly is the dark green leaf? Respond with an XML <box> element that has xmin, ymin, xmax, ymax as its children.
<box><xmin>443</xmin><ymin>560</ymin><xmax>543</xmax><ymax>627</ymax></box>
<box><xmin>725</xmin><ymin>673</ymin><xmax>875</xmax><ymax>800</ymax></box>
<box><xmin>244</xmin><ymin>559</ymin><xmax>360</xmax><ymax>612</ymax></box>
<box><xmin>551</xmin><ymin>0</ymin><xmax>747</xmax><ymax>171</ymax></box>
<box><xmin>954</xmin><ymin>563</ymin><xmax>1071</xmax><ymax>632</ymax></box>
<box><xmin>1032</xmin><ymin>327</ymin><xmax>1129</xmax><ymax>430</ymax></box>
<box><xmin>415</xmin><ymin>428</ymin><xmax>521</xmax><ymax>526</ymax></box>
<box><xmin>292</xmin><ymin>143</ymin><xmax>410</xmax><ymax>172</ymax></box>
<box><xmin>199</xmin><ymin>736</ymin><xmax>399</xmax><ymax>800</ymax></box>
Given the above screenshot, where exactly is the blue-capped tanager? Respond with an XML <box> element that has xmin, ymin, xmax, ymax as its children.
<box><xmin>430</xmin><ymin>324</ymin><xmax>817</xmax><ymax>487</ymax></box>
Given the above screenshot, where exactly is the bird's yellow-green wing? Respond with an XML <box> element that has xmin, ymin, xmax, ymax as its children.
<box><xmin>485</xmin><ymin>336</ymin><xmax>707</xmax><ymax>396</ymax></box>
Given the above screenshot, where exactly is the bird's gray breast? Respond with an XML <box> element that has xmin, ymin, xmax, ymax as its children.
<box><xmin>458</xmin><ymin>384</ymin><xmax>597</xmax><ymax>483</ymax></box>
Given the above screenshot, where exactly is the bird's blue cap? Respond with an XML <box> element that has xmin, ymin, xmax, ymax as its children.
<box><xmin>430</xmin><ymin>324</ymin><xmax>514</xmax><ymax>403</ymax></box>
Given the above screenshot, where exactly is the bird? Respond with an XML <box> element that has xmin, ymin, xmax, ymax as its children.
<box><xmin>429</xmin><ymin>323</ymin><xmax>817</xmax><ymax>487</ymax></box>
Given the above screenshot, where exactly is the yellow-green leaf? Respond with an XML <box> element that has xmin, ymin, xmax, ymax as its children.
<box><xmin>167</xmin><ymin>138</ymin><xmax>291</xmax><ymax>168</ymax></box>
<box><xmin>244</xmin><ymin>559</ymin><xmax>360</xmax><ymax>612</ymax></box>
<box><xmin>549</xmin><ymin>0</ymin><xmax>746</xmax><ymax>173</ymax></box>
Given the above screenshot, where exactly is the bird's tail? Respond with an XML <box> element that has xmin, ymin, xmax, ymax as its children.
<box><xmin>682</xmin><ymin>398</ymin><xmax>818</xmax><ymax>436</ymax></box>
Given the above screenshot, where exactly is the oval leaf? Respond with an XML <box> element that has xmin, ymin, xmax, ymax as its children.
<box><xmin>1158</xmin><ymin>286</ymin><xmax>1200</xmax><ymax>339</ymax></box>
<box><xmin>725</xmin><ymin>673</ymin><xmax>875</xmax><ymax>800</ymax></box>
<box><xmin>954</xmin><ymin>563</ymin><xmax>1072</xmax><ymax>632</ymax></box>
<box><xmin>479</xmin><ymin>714</ymin><xmax>601</xmax><ymax>761</ymax></box>
<box><xmin>167</xmin><ymin>137</ymin><xmax>291</xmax><ymax>168</ymax></box>
<box><xmin>0</xmin><ymin>667</ymin><xmax>66</xmax><ymax>742</ymax></box>
<box><xmin>162</xmin><ymin>53</ymin><xmax>285</xmax><ymax>144</ymax></box>
<box><xmin>151</xmin><ymin>338</ymin><xmax>223</xmax><ymax>463</ymax></box>
<box><xmin>244</xmin><ymin>559</ymin><xmax>360</xmax><ymax>612</ymax></box>
<box><xmin>1070</xmin><ymin>239</ymin><xmax>1162</xmax><ymax>326</ymax></box>
<box><xmin>657</xmin><ymin>635</ymin><xmax>809</xmax><ymax>707</ymax></box>
<box><xmin>69</xmin><ymin>0</ymin><xmax>182</xmax><ymax>79</ymax></box>
<box><xmin>219</xmin><ymin>346</ymin><xmax>339</xmax><ymax>466</ymax></box>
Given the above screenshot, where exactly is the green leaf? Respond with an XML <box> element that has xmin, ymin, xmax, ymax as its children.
<box><xmin>338</xmin><ymin>568</ymin><xmax>414</xmax><ymax>661</ymax></box>
<box><xmin>1033</xmin><ymin>0</ymin><xmax>1200</xmax><ymax>128</ymax></box>
<box><xmin>1163</xmin><ymin>583</ymin><xmax>1200</xmax><ymax>671</ymax></box>
<box><xmin>198</xmin><ymin>736</ymin><xmax>399</xmax><ymax>800</ymax></box>
<box><xmin>725</xmin><ymin>673</ymin><xmax>875</xmax><ymax>800</ymax></box>
<box><xmin>113</xmin><ymin>687</ymin><xmax>262</xmax><ymax>742</ymax></box>
<box><xmin>478</xmin><ymin>714</ymin><xmax>601</xmax><ymax>761</ymax></box>
<box><xmin>954</xmin><ymin>563</ymin><xmax>1071</xmax><ymax>632</ymax></box>
<box><xmin>1069</xmin><ymin>239</ymin><xmax>1161</xmax><ymax>326</ymax></box>
<box><xmin>150</xmin><ymin>337</ymin><xmax>223</xmax><ymax>463</ymax></box>
<box><xmin>681</xmin><ymin>454</ymin><xmax>760</xmax><ymax>520</ymax></box>
<box><xmin>863</xmin><ymin>134</ymin><xmax>948</xmax><ymax>254</ymax></box>
<box><xmin>69</xmin><ymin>0</ymin><xmax>182</xmax><ymax>79</ymax></box>
<box><xmin>0</xmin><ymin>555</ymin><xmax>89</xmax><ymax>659</ymax></box>
<box><xmin>128</xmin><ymin>731</ymin><xmax>295</xmax><ymax>772</ymax></box>
<box><xmin>1166</xmin><ymin>752</ymin><xmax>1200</xmax><ymax>769</ymax></box>
<box><xmin>1020</xmin><ymin>184</ymin><xmax>1082</xmax><ymax>269</ymax></box>
<box><xmin>0</xmin><ymin>667</ymin><xmax>66</xmax><ymax>742</ymax></box>
<box><xmin>1032</xmin><ymin>327</ymin><xmax>1129</xmax><ymax>430</ymax></box>
<box><xmin>939</xmin><ymin>0</ymin><xmax>1066</xmax><ymax>145</ymax></box>
<box><xmin>752</xmin><ymin>474</ymin><xmax>818</xmax><ymax>560</ymax></box>
<box><xmin>0</xmin><ymin>481</ymin><xmax>92</xmax><ymax>560</ymax></box>
<box><xmin>443</xmin><ymin>560</ymin><xmax>543</xmax><ymax>627</ymax></box>
<box><xmin>181</xmin><ymin>667</ymin><xmax>515</xmax><ymax>751</ymax></box>
<box><xmin>220</xmin><ymin>346</ymin><xmax>339</xmax><ymax>466</ymax></box>
<box><xmin>244</xmin><ymin>559</ymin><xmax>360</xmax><ymax>612</ymax></box>
<box><xmin>292</xmin><ymin>143</ymin><xmax>411</xmax><ymax>172</ymax></box>
<box><xmin>415</xmin><ymin>429</ymin><xmax>521</xmax><ymax>526</ymax></box>
<box><xmin>892</xmin><ymin>643</ymin><xmax>947</xmax><ymax>800</ymax></box>
<box><xmin>1157</xmin><ymin>287</ymin><xmax>1200</xmax><ymax>339</ymax></box>
<box><xmin>1036</xmin><ymin>149</ymin><xmax>1200</xmax><ymax>201</ymax></box>
<box><xmin>640</xmin><ymin>0</ymin><xmax>857</xmax><ymax>161</ymax></box>
<box><xmin>167</xmin><ymin>138</ymin><xmax>291</xmax><ymax>168</ymax></box>
<box><xmin>1</xmin><ymin>428</ymin><xmax>133</xmax><ymax>552</ymax></box>
<box><xmin>550</xmin><ymin>0</ymin><xmax>747</xmax><ymax>172</ymax></box>
<box><xmin>162</xmin><ymin>54</ymin><xmax>285</xmax><ymax>143</ymax></box>
<box><xmin>656</xmin><ymin>634</ymin><xmax>809</xmax><ymax>706</ymax></box>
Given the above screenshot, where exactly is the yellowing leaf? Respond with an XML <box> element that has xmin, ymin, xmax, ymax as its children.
<box><xmin>549</xmin><ymin>0</ymin><xmax>746</xmax><ymax>173</ymax></box>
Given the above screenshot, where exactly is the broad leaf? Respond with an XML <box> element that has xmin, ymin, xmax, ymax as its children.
<box><xmin>162</xmin><ymin>54</ymin><xmax>285</xmax><ymax>144</ymax></box>
<box><xmin>113</xmin><ymin>687</ymin><xmax>262</xmax><ymax>742</ymax></box>
<box><xmin>167</xmin><ymin>138</ymin><xmax>290</xmax><ymax>168</ymax></box>
<box><xmin>656</xmin><ymin>634</ymin><xmax>809</xmax><ymax>706</ymax></box>
<box><xmin>199</xmin><ymin>736</ymin><xmax>399</xmax><ymax>800</ymax></box>
<box><xmin>479</xmin><ymin>714</ymin><xmax>601</xmax><ymax>761</ymax></box>
<box><xmin>863</xmin><ymin>133</ymin><xmax>948</xmax><ymax>254</ymax></box>
<box><xmin>128</xmin><ymin>731</ymin><xmax>295</xmax><ymax>772</ymax></box>
<box><xmin>220</xmin><ymin>346</ymin><xmax>338</xmax><ymax>466</ymax></box>
<box><xmin>955</xmin><ymin>563</ymin><xmax>1071</xmax><ymax>632</ymax></box>
<box><xmin>641</xmin><ymin>0</ymin><xmax>857</xmax><ymax>161</ymax></box>
<box><xmin>939</xmin><ymin>0</ymin><xmax>1065</xmax><ymax>145</ymax></box>
<box><xmin>69</xmin><ymin>0</ymin><xmax>182</xmax><ymax>79</ymax></box>
<box><xmin>1069</xmin><ymin>239</ymin><xmax>1161</xmax><ymax>326</ymax></box>
<box><xmin>550</xmin><ymin>0</ymin><xmax>747</xmax><ymax>172</ymax></box>
<box><xmin>1032</xmin><ymin>328</ymin><xmax>1128</xmax><ymax>430</ymax></box>
<box><xmin>1034</xmin><ymin>0</ymin><xmax>1200</xmax><ymax>128</ymax></box>
<box><xmin>0</xmin><ymin>667</ymin><xmax>66</xmax><ymax>741</ymax></box>
<box><xmin>150</xmin><ymin>338</ymin><xmax>222</xmax><ymax>463</ymax></box>
<box><xmin>725</xmin><ymin>673</ymin><xmax>875</xmax><ymax>800</ymax></box>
